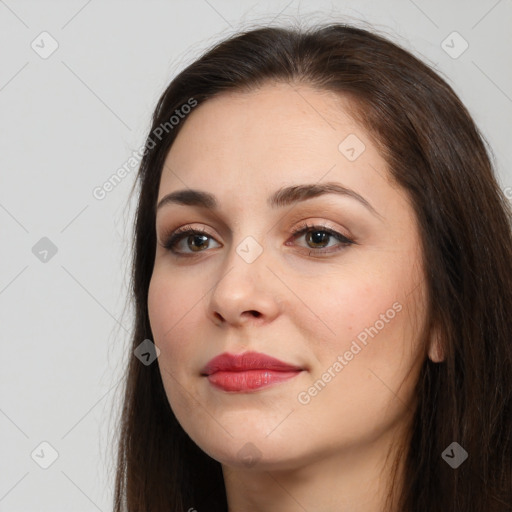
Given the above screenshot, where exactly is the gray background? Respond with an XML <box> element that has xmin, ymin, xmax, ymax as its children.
<box><xmin>1</xmin><ymin>0</ymin><xmax>510</xmax><ymax>510</ymax></box>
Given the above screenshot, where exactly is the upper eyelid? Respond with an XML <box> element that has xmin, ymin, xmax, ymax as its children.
<box><xmin>158</xmin><ymin>214</ymin><xmax>350</xmax><ymax>236</ymax></box>
<box><xmin>159</xmin><ymin>220</ymin><xmax>345</xmax><ymax>240</ymax></box>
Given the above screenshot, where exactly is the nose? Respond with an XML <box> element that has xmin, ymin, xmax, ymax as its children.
<box><xmin>207</xmin><ymin>241</ymin><xmax>282</xmax><ymax>328</ymax></box>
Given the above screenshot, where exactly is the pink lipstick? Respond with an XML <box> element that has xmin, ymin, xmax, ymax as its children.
<box><xmin>201</xmin><ymin>351</ymin><xmax>304</xmax><ymax>392</ymax></box>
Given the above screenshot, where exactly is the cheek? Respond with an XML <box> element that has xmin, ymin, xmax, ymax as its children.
<box><xmin>147</xmin><ymin>270</ymin><xmax>202</xmax><ymax>415</ymax></box>
<box><xmin>147</xmin><ymin>269</ymin><xmax>200</xmax><ymax>364</ymax></box>
<box><xmin>147</xmin><ymin>272</ymin><xmax>173</xmax><ymax>342</ymax></box>
<box><xmin>293</xmin><ymin>275</ymin><xmax>422</xmax><ymax>438</ymax></box>
<box><xmin>301</xmin><ymin>269</ymin><xmax>420</xmax><ymax>377</ymax></box>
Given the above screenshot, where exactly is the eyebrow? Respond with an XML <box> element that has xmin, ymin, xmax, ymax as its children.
<box><xmin>156</xmin><ymin>182</ymin><xmax>382</xmax><ymax>218</ymax></box>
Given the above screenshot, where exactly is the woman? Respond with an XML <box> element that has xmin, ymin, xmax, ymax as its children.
<box><xmin>113</xmin><ymin>22</ymin><xmax>512</xmax><ymax>511</ymax></box>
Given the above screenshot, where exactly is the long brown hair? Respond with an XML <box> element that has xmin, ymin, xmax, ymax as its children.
<box><xmin>113</xmin><ymin>22</ymin><xmax>512</xmax><ymax>511</ymax></box>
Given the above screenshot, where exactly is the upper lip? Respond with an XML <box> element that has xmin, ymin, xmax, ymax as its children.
<box><xmin>201</xmin><ymin>351</ymin><xmax>303</xmax><ymax>376</ymax></box>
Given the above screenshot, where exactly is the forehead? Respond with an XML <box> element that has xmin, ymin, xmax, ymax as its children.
<box><xmin>170</xmin><ymin>84</ymin><xmax>359</xmax><ymax>154</ymax></box>
<box><xmin>159</xmin><ymin>83</ymin><xmax>387</xmax><ymax>194</ymax></box>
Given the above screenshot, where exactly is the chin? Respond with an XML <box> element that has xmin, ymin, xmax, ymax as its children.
<box><xmin>192</xmin><ymin>431</ymin><xmax>305</xmax><ymax>471</ymax></box>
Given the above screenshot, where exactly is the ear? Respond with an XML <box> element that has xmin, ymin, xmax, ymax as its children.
<box><xmin>427</xmin><ymin>324</ymin><xmax>445</xmax><ymax>363</ymax></box>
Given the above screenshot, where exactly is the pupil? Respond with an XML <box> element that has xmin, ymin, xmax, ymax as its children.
<box><xmin>307</xmin><ymin>231</ymin><xmax>328</xmax><ymax>248</ymax></box>
<box><xmin>190</xmin><ymin>234</ymin><xmax>208</xmax><ymax>251</ymax></box>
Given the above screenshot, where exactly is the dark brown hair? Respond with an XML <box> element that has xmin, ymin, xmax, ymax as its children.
<box><xmin>113</xmin><ymin>22</ymin><xmax>512</xmax><ymax>511</ymax></box>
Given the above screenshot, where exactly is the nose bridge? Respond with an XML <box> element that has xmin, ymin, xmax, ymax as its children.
<box><xmin>208</xmin><ymin>228</ymin><xmax>281</xmax><ymax>324</ymax></box>
<box><xmin>216</xmin><ymin>231</ymin><xmax>267</xmax><ymax>297</ymax></box>
<box><xmin>221</xmin><ymin>212</ymin><xmax>268</xmax><ymax>280</ymax></box>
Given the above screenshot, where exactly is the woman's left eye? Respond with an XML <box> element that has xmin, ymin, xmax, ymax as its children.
<box><xmin>288</xmin><ymin>223</ymin><xmax>355</xmax><ymax>254</ymax></box>
<box><xmin>161</xmin><ymin>223</ymin><xmax>355</xmax><ymax>256</ymax></box>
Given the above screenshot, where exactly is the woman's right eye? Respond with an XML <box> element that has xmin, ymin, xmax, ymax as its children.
<box><xmin>162</xmin><ymin>226</ymin><xmax>222</xmax><ymax>255</ymax></box>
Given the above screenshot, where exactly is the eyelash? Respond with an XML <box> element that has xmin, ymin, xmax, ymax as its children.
<box><xmin>161</xmin><ymin>221</ymin><xmax>355</xmax><ymax>257</ymax></box>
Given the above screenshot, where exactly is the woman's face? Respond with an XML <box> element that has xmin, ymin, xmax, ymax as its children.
<box><xmin>148</xmin><ymin>82</ymin><xmax>432</xmax><ymax>471</ymax></box>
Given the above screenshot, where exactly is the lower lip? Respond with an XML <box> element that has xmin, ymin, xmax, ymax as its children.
<box><xmin>206</xmin><ymin>369</ymin><xmax>302</xmax><ymax>392</ymax></box>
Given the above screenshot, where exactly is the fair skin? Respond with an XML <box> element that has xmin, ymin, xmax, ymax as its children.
<box><xmin>148</xmin><ymin>82</ymin><xmax>442</xmax><ymax>512</ymax></box>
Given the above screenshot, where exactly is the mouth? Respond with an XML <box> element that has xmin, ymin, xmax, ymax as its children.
<box><xmin>200</xmin><ymin>351</ymin><xmax>305</xmax><ymax>392</ymax></box>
